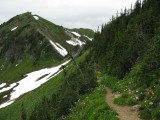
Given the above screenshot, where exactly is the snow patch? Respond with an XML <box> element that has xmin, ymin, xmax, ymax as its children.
<box><xmin>0</xmin><ymin>83</ymin><xmax>6</xmax><ymax>89</ymax></box>
<box><xmin>83</xmin><ymin>35</ymin><xmax>93</xmax><ymax>41</ymax></box>
<box><xmin>0</xmin><ymin>101</ymin><xmax>14</xmax><ymax>109</ymax></box>
<box><xmin>3</xmin><ymin>95</ymin><xmax>7</xmax><ymax>98</ymax></box>
<box><xmin>75</xmin><ymin>39</ymin><xmax>85</xmax><ymax>46</ymax></box>
<box><xmin>65</xmin><ymin>30</ymin><xmax>85</xmax><ymax>46</ymax></box>
<box><xmin>11</xmin><ymin>26</ymin><xmax>18</xmax><ymax>31</ymax></box>
<box><xmin>49</xmin><ymin>40</ymin><xmax>68</xmax><ymax>57</ymax></box>
<box><xmin>66</xmin><ymin>38</ymin><xmax>85</xmax><ymax>46</ymax></box>
<box><xmin>0</xmin><ymin>60</ymin><xmax>70</xmax><ymax>109</ymax></box>
<box><xmin>66</xmin><ymin>40</ymin><xmax>78</xmax><ymax>46</ymax></box>
<box><xmin>33</xmin><ymin>16</ymin><xmax>39</xmax><ymax>20</ymax></box>
<box><xmin>0</xmin><ymin>83</ymin><xmax>17</xmax><ymax>94</ymax></box>
<box><xmin>56</xmin><ymin>43</ymin><xmax>65</xmax><ymax>50</ymax></box>
<box><xmin>72</xmin><ymin>32</ymin><xmax>81</xmax><ymax>37</ymax></box>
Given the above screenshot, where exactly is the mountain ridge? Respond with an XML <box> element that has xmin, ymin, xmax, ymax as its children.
<box><xmin>0</xmin><ymin>12</ymin><xmax>94</xmax><ymax>84</ymax></box>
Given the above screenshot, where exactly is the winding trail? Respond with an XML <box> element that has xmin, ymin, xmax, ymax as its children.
<box><xmin>106</xmin><ymin>87</ymin><xmax>141</xmax><ymax>120</ymax></box>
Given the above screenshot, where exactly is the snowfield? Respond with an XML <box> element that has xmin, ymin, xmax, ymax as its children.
<box><xmin>33</xmin><ymin>16</ymin><xmax>39</xmax><ymax>20</ymax></box>
<box><xmin>11</xmin><ymin>26</ymin><xmax>18</xmax><ymax>31</ymax></box>
<box><xmin>0</xmin><ymin>60</ymin><xmax>70</xmax><ymax>109</ymax></box>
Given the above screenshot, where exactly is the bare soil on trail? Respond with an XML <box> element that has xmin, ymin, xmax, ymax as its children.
<box><xmin>106</xmin><ymin>87</ymin><xmax>141</xmax><ymax>120</ymax></box>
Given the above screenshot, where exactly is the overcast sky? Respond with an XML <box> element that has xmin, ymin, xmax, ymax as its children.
<box><xmin>0</xmin><ymin>0</ymin><xmax>137</xmax><ymax>30</ymax></box>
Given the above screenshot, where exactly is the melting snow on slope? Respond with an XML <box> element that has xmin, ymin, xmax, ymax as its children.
<box><xmin>66</xmin><ymin>38</ymin><xmax>85</xmax><ymax>46</ymax></box>
<box><xmin>0</xmin><ymin>83</ymin><xmax>6</xmax><ymax>88</ymax></box>
<box><xmin>3</xmin><ymin>95</ymin><xmax>7</xmax><ymax>98</ymax></box>
<box><xmin>75</xmin><ymin>39</ymin><xmax>85</xmax><ymax>46</ymax></box>
<box><xmin>0</xmin><ymin>60</ymin><xmax>70</xmax><ymax>109</ymax></box>
<box><xmin>0</xmin><ymin>101</ymin><xmax>14</xmax><ymax>108</ymax></box>
<box><xmin>0</xmin><ymin>83</ymin><xmax>6</xmax><ymax>89</ymax></box>
<box><xmin>65</xmin><ymin>30</ymin><xmax>85</xmax><ymax>46</ymax></box>
<box><xmin>83</xmin><ymin>35</ymin><xmax>93</xmax><ymax>41</ymax></box>
<box><xmin>11</xmin><ymin>26</ymin><xmax>18</xmax><ymax>31</ymax></box>
<box><xmin>72</xmin><ymin>32</ymin><xmax>81</xmax><ymax>37</ymax></box>
<box><xmin>33</xmin><ymin>16</ymin><xmax>39</xmax><ymax>20</ymax></box>
<box><xmin>49</xmin><ymin>40</ymin><xmax>68</xmax><ymax>57</ymax></box>
<box><xmin>0</xmin><ymin>83</ymin><xmax>17</xmax><ymax>93</ymax></box>
<box><xmin>66</xmin><ymin>40</ymin><xmax>78</xmax><ymax>46</ymax></box>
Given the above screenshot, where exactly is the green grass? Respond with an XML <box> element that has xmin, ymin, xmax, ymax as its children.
<box><xmin>0</xmin><ymin>12</ymin><xmax>97</xmax><ymax>120</ymax></box>
<box><xmin>101</xmin><ymin>74</ymin><xmax>124</xmax><ymax>92</ymax></box>
<box><xmin>0</xmin><ymin>55</ymin><xmax>59</xmax><ymax>84</ymax></box>
<box><xmin>65</xmin><ymin>85</ymin><xmax>119</xmax><ymax>120</ymax></box>
<box><xmin>114</xmin><ymin>94</ymin><xmax>137</xmax><ymax>106</ymax></box>
<box><xmin>101</xmin><ymin>74</ymin><xmax>138</xmax><ymax>106</ymax></box>
<box><xmin>0</xmin><ymin>69</ymin><xmax>64</xmax><ymax>120</ymax></box>
<box><xmin>72</xmin><ymin>28</ymin><xmax>94</xmax><ymax>38</ymax></box>
<box><xmin>0</xmin><ymin>50</ymin><xmax>91</xmax><ymax>120</ymax></box>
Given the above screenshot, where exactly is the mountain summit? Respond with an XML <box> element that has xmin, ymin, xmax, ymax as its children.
<box><xmin>0</xmin><ymin>12</ymin><xmax>94</xmax><ymax>110</ymax></box>
<box><xmin>0</xmin><ymin>12</ymin><xmax>94</xmax><ymax>83</ymax></box>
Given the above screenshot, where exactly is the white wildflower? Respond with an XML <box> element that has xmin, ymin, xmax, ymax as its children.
<box><xmin>149</xmin><ymin>102</ymin><xmax>153</xmax><ymax>105</ymax></box>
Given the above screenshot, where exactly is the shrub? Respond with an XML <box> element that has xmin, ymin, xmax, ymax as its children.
<box><xmin>126</xmin><ymin>97</ymin><xmax>137</xmax><ymax>106</ymax></box>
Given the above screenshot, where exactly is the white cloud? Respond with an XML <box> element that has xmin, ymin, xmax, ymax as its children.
<box><xmin>0</xmin><ymin>0</ymin><xmax>137</xmax><ymax>30</ymax></box>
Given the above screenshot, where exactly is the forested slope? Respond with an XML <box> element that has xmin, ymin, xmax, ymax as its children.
<box><xmin>92</xmin><ymin>0</ymin><xmax>160</xmax><ymax>119</ymax></box>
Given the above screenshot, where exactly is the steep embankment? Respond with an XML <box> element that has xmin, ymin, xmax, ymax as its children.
<box><xmin>65</xmin><ymin>85</ymin><xmax>119</xmax><ymax>120</ymax></box>
<box><xmin>92</xmin><ymin>0</ymin><xmax>160</xmax><ymax>119</ymax></box>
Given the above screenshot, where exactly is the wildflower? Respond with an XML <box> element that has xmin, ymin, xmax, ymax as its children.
<box><xmin>135</xmin><ymin>96</ymin><xmax>139</xmax><ymax>100</ymax></box>
<box><xmin>149</xmin><ymin>102</ymin><xmax>153</xmax><ymax>105</ymax></box>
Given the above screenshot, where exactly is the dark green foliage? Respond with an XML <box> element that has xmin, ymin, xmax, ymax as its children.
<box><xmin>91</xmin><ymin>0</ymin><xmax>160</xmax><ymax>119</ymax></box>
<box><xmin>0</xmin><ymin>13</ymin><xmax>62</xmax><ymax>62</ymax></box>
<box><xmin>114</xmin><ymin>95</ymin><xmax>137</xmax><ymax>106</ymax></box>
<box><xmin>29</xmin><ymin>97</ymin><xmax>51</xmax><ymax>120</ymax></box>
<box><xmin>65</xmin><ymin>85</ymin><xmax>119</xmax><ymax>120</ymax></box>
<box><xmin>92</xmin><ymin>0</ymin><xmax>160</xmax><ymax>79</ymax></box>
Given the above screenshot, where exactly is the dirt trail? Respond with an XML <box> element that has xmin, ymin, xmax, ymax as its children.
<box><xmin>106</xmin><ymin>87</ymin><xmax>141</xmax><ymax>120</ymax></box>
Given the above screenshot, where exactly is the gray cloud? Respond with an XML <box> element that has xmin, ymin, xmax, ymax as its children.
<box><xmin>0</xmin><ymin>0</ymin><xmax>137</xmax><ymax>30</ymax></box>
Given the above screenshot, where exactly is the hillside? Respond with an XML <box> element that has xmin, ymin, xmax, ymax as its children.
<box><xmin>0</xmin><ymin>12</ymin><xmax>94</xmax><ymax>83</ymax></box>
<box><xmin>91</xmin><ymin>0</ymin><xmax>160</xmax><ymax>119</ymax></box>
<box><xmin>0</xmin><ymin>12</ymin><xmax>95</xmax><ymax>120</ymax></box>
